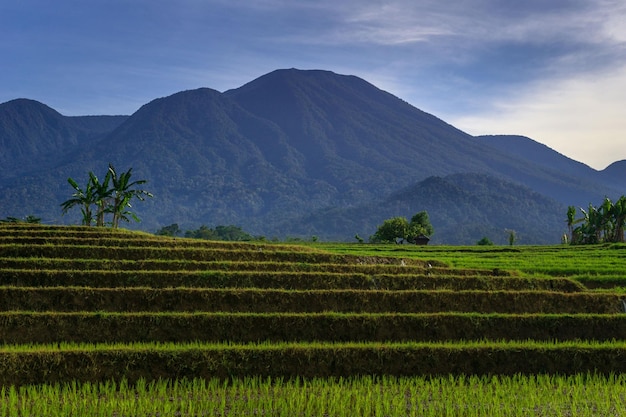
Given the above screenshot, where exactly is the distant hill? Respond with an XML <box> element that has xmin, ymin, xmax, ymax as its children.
<box><xmin>0</xmin><ymin>69</ymin><xmax>623</xmax><ymax>243</ymax></box>
<box><xmin>280</xmin><ymin>173</ymin><xmax>566</xmax><ymax>244</ymax></box>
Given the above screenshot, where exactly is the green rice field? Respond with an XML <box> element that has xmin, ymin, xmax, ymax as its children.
<box><xmin>1</xmin><ymin>223</ymin><xmax>626</xmax><ymax>414</ymax></box>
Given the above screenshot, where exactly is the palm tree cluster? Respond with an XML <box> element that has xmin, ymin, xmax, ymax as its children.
<box><xmin>61</xmin><ymin>164</ymin><xmax>152</xmax><ymax>228</ymax></box>
<box><xmin>567</xmin><ymin>196</ymin><xmax>626</xmax><ymax>244</ymax></box>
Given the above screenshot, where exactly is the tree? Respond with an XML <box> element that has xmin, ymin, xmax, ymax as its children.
<box><xmin>566</xmin><ymin>206</ymin><xmax>577</xmax><ymax>244</ymax></box>
<box><xmin>61</xmin><ymin>164</ymin><xmax>151</xmax><ymax>228</ymax></box>
<box><xmin>185</xmin><ymin>225</ymin><xmax>218</xmax><ymax>240</ymax></box>
<box><xmin>476</xmin><ymin>236</ymin><xmax>494</xmax><ymax>246</ymax></box>
<box><xmin>371</xmin><ymin>217</ymin><xmax>409</xmax><ymax>243</ymax></box>
<box><xmin>156</xmin><ymin>223</ymin><xmax>181</xmax><ymax>237</ymax></box>
<box><xmin>505</xmin><ymin>229</ymin><xmax>517</xmax><ymax>246</ymax></box>
<box><xmin>61</xmin><ymin>176</ymin><xmax>99</xmax><ymax>226</ymax></box>
<box><xmin>90</xmin><ymin>171</ymin><xmax>112</xmax><ymax>227</ymax></box>
<box><xmin>569</xmin><ymin>196</ymin><xmax>626</xmax><ymax>244</ymax></box>
<box><xmin>107</xmin><ymin>164</ymin><xmax>153</xmax><ymax>228</ymax></box>
<box><xmin>1</xmin><ymin>215</ymin><xmax>41</xmax><ymax>223</ymax></box>
<box><xmin>407</xmin><ymin>211</ymin><xmax>434</xmax><ymax>243</ymax></box>
<box><xmin>182</xmin><ymin>224</ymin><xmax>253</xmax><ymax>241</ymax></box>
<box><xmin>214</xmin><ymin>225</ymin><xmax>253</xmax><ymax>241</ymax></box>
<box><xmin>371</xmin><ymin>211</ymin><xmax>434</xmax><ymax>243</ymax></box>
<box><xmin>610</xmin><ymin>196</ymin><xmax>626</xmax><ymax>243</ymax></box>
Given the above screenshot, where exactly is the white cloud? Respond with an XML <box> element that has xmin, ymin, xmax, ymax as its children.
<box><xmin>450</xmin><ymin>65</ymin><xmax>626</xmax><ymax>170</ymax></box>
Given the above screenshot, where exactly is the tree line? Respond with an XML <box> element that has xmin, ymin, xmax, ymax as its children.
<box><xmin>156</xmin><ymin>223</ymin><xmax>253</xmax><ymax>241</ymax></box>
<box><xmin>567</xmin><ymin>196</ymin><xmax>626</xmax><ymax>244</ymax></box>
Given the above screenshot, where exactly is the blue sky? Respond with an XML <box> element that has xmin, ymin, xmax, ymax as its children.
<box><xmin>2</xmin><ymin>0</ymin><xmax>625</xmax><ymax>169</ymax></box>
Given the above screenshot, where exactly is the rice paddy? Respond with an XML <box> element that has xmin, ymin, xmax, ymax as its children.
<box><xmin>1</xmin><ymin>223</ymin><xmax>626</xmax><ymax>414</ymax></box>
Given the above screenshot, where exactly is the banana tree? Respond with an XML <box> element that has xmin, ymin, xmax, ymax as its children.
<box><xmin>599</xmin><ymin>197</ymin><xmax>615</xmax><ymax>242</ymax></box>
<box><xmin>611</xmin><ymin>196</ymin><xmax>626</xmax><ymax>243</ymax></box>
<box><xmin>90</xmin><ymin>171</ymin><xmax>112</xmax><ymax>227</ymax></box>
<box><xmin>107</xmin><ymin>164</ymin><xmax>153</xmax><ymax>228</ymax></box>
<box><xmin>60</xmin><ymin>176</ymin><xmax>98</xmax><ymax>226</ymax></box>
<box><xmin>576</xmin><ymin>204</ymin><xmax>602</xmax><ymax>244</ymax></box>
<box><xmin>566</xmin><ymin>206</ymin><xmax>577</xmax><ymax>243</ymax></box>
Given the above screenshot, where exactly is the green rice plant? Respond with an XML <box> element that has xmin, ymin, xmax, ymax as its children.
<box><xmin>3</xmin><ymin>373</ymin><xmax>626</xmax><ymax>416</ymax></box>
<box><xmin>317</xmin><ymin>242</ymin><xmax>626</xmax><ymax>288</ymax></box>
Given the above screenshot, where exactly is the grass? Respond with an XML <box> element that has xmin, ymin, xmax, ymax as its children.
<box><xmin>316</xmin><ymin>242</ymin><xmax>626</xmax><ymax>286</ymax></box>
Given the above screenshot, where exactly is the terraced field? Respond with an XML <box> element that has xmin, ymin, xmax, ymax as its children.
<box><xmin>1</xmin><ymin>223</ymin><xmax>625</xmax><ymax>388</ymax></box>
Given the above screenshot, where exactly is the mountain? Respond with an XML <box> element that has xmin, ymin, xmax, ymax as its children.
<box><xmin>0</xmin><ymin>98</ymin><xmax>127</xmax><ymax>178</ymax></box>
<box><xmin>0</xmin><ymin>69</ymin><xmax>623</xmax><ymax>243</ymax></box>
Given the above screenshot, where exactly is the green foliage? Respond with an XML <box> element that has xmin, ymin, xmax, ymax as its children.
<box><xmin>371</xmin><ymin>211</ymin><xmax>434</xmax><ymax>243</ymax></box>
<box><xmin>410</xmin><ymin>211</ymin><xmax>434</xmax><ymax>237</ymax></box>
<box><xmin>569</xmin><ymin>196</ymin><xmax>626</xmax><ymax>244</ymax></box>
<box><xmin>184</xmin><ymin>224</ymin><xmax>253</xmax><ymax>241</ymax></box>
<box><xmin>476</xmin><ymin>237</ymin><xmax>494</xmax><ymax>246</ymax></box>
<box><xmin>61</xmin><ymin>164</ymin><xmax>152</xmax><ymax>228</ymax></box>
<box><xmin>505</xmin><ymin>229</ymin><xmax>517</xmax><ymax>246</ymax></box>
<box><xmin>155</xmin><ymin>223</ymin><xmax>181</xmax><ymax>237</ymax></box>
<box><xmin>371</xmin><ymin>216</ymin><xmax>408</xmax><ymax>243</ymax></box>
<box><xmin>107</xmin><ymin>164</ymin><xmax>153</xmax><ymax>228</ymax></box>
<box><xmin>0</xmin><ymin>215</ymin><xmax>41</xmax><ymax>224</ymax></box>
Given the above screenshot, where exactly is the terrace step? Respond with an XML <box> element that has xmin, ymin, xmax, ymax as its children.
<box><xmin>1</xmin><ymin>341</ymin><xmax>625</xmax><ymax>385</ymax></box>
<box><xmin>0</xmin><ymin>257</ymin><xmax>470</xmax><ymax>275</ymax></box>
<box><xmin>0</xmin><ymin>244</ymin><xmax>428</xmax><ymax>265</ymax></box>
<box><xmin>0</xmin><ymin>235</ymin><xmax>321</xmax><ymax>252</ymax></box>
<box><xmin>0</xmin><ymin>288</ymin><xmax>619</xmax><ymax>313</ymax></box>
<box><xmin>0</xmin><ymin>269</ymin><xmax>584</xmax><ymax>292</ymax></box>
<box><xmin>0</xmin><ymin>312</ymin><xmax>623</xmax><ymax>344</ymax></box>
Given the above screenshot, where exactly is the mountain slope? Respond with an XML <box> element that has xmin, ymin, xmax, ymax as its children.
<box><xmin>600</xmin><ymin>160</ymin><xmax>626</xmax><ymax>190</ymax></box>
<box><xmin>476</xmin><ymin>135</ymin><xmax>624</xmax><ymax>198</ymax></box>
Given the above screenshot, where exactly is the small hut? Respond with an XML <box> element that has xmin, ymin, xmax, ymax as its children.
<box><xmin>413</xmin><ymin>235</ymin><xmax>430</xmax><ymax>245</ymax></box>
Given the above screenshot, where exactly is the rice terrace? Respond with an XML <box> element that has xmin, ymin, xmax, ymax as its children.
<box><xmin>2</xmin><ymin>222</ymin><xmax>626</xmax><ymax>415</ymax></box>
